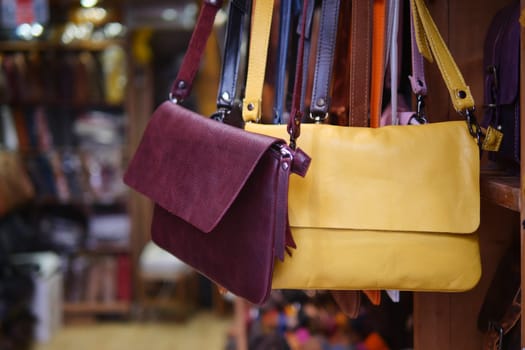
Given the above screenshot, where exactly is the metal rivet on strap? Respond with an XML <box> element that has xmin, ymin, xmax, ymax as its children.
<box><xmin>316</xmin><ymin>98</ymin><xmax>326</xmax><ymax>107</ymax></box>
<box><xmin>282</xmin><ymin>162</ymin><xmax>289</xmax><ymax>170</ymax></box>
<box><xmin>457</xmin><ymin>90</ymin><xmax>467</xmax><ymax>99</ymax></box>
<box><xmin>177</xmin><ymin>80</ymin><xmax>186</xmax><ymax>89</ymax></box>
<box><xmin>247</xmin><ymin>103</ymin><xmax>255</xmax><ymax>111</ymax></box>
<box><xmin>221</xmin><ymin>91</ymin><xmax>231</xmax><ymax>102</ymax></box>
<box><xmin>417</xmin><ymin>79</ymin><xmax>424</xmax><ymax>87</ymax></box>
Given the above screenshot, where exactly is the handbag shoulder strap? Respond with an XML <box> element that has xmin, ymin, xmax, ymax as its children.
<box><xmin>297</xmin><ymin>0</ymin><xmax>316</xmax><ymax>113</ymax></box>
<box><xmin>309</xmin><ymin>0</ymin><xmax>341</xmax><ymax>122</ymax></box>
<box><xmin>216</xmin><ymin>0</ymin><xmax>250</xmax><ymax>110</ymax></box>
<box><xmin>409</xmin><ymin>4</ymin><xmax>427</xmax><ymax>97</ymax></box>
<box><xmin>369</xmin><ymin>0</ymin><xmax>388</xmax><ymax>128</ymax></box>
<box><xmin>410</xmin><ymin>0</ymin><xmax>474</xmax><ymax>113</ymax></box>
<box><xmin>242</xmin><ymin>0</ymin><xmax>275</xmax><ymax>122</ymax></box>
<box><xmin>273</xmin><ymin>0</ymin><xmax>293</xmax><ymax>124</ymax></box>
<box><xmin>287</xmin><ymin>0</ymin><xmax>311</xmax><ymax>148</ymax></box>
<box><xmin>170</xmin><ymin>0</ymin><xmax>224</xmax><ymax>102</ymax></box>
<box><xmin>349</xmin><ymin>0</ymin><xmax>373</xmax><ymax>127</ymax></box>
<box><xmin>329</xmin><ymin>0</ymin><xmax>351</xmax><ymax>125</ymax></box>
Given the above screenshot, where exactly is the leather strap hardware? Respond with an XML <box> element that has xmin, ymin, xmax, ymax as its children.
<box><xmin>309</xmin><ymin>0</ymin><xmax>341</xmax><ymax>121</ymax></box>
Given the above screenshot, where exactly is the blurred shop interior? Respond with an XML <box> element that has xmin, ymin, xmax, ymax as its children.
<box><xmin>0</xmin><ymin>0</ymin><xmax>416</xmax><ymax>350</ymax></box>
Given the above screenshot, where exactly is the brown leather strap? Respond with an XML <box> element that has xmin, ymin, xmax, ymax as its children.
<box><xmin>349</xmin><ymin>0</ymin><xmax>373</xmax><ymax>127</ymax></box>
<box><xmin>331</xmin><ymin>290</ymin><xmax>361</xmax><ymax>319</ymax></box>
<box><xmin>483</xmin><ymin>288</ymin><xmax>521</xmax><ymax>350</ymax></box>
<box><xmin>329</xmin><ymin>0</ymin><xmax>351</xmax><ymax>126</ymax></box>
<box><xmin>170</xmin><ymin>0</ymin><xmax>224</xmax><ymax>102</ymax></box>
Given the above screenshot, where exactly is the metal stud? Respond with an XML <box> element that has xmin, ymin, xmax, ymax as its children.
<box><xmin>457</xmin><ymin>90</ymin><xmax>467</xmax><ymax>99</ymax></box>
<box><xmin>247</xmin><ymin>103</ymin><xmax>255</xmax><ymax>111</ymax></box>
<box><xmin>221</xmin><ymin>91</ymin><xmax>231</xmax><ymax>102</ymax></box>
<box><xmin>282</xmin><ymin>162</ymin><xmax>289</xmax><ymax>170</ymax></box>
<box><xmin>316</xmin><ymin>98</ymin><xmax>326</xmax><ymax>107</ymax></box>
<box><xmin>177</xmin><ymin>80</ymin><xmax>186</xmax><ymax>89</ymax></box>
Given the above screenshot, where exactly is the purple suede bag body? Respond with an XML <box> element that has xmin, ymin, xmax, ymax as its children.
<box><xmin>483</xmin><ymin>1</ymin><xmax>520</xmax><ymax>168</ymax></box>
<box><xmin>124</xmin><ymin>102</ymin><xmax>309</xmax><ymax>304</ymax></box>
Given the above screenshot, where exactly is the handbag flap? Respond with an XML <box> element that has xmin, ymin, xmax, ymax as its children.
<box><xmin>124</xmin><ymin>101</ymin><xmax>283</xmax><ymax>233</ymax></box>
<box><xmin>247</xmin><ymin>121</ymin><xmax>480</xmax><ymax>234</ymax></box>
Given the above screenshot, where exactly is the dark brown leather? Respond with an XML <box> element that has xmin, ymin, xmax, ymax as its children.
<box><xmin>331</xmin><ymin>290</ymin><xmax>361</xmax><ymax>319</ymax></box>
<box><xmin>478</xmin><ymin>234</ymin><xmax>521</xmax><ymax>350</ymax></box>
<box><xmin>329</xmin><ymin>0</ymin><xmax>351</xmax><ymax>126</ymax></box>
<box><xmin>349</xmin><ymin>0</ymin><xmax>372</xmax><ymax>127</ymax></box>
<box><xmin>287</xmin><ymin>0</ymin><xmax>310</xmax><ymax>147</ymax></box>
<box><xmin>124</xmin><ymin>102</ymin><xmax>310</xmax><ymax>304</ymax></box>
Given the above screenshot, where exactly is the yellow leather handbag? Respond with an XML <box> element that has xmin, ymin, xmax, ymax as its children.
<box><xmin>245</xmin><ymin>0</ymin><xmax>482</xmax><ymax>292</ymax></box>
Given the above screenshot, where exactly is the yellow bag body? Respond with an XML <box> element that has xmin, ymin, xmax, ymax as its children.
<box><xmin>246</xmin><ymin>121</ymin><xmax>481</xmax><ymax>292</ymax></box>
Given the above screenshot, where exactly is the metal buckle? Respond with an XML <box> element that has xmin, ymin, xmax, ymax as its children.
<box><xmin>168</xmin><ymin>92</ymin><xmax>181</xmax><ymax>104</ymax></box>
<box><xmin>464</xmin><ymin>109</ymin><xmax>482</xmax><ymax>147</ymax></box>
<box><xmin>210</xmin><ymin>107</ymin><xmax>231</xmax><ymax>123</ymax></box>
<box><xmin>416</xmin><ymin>95</ymin><xmax>427</xmax><ymax>121</ymax></box>
<box><xmin>488</xmin><ymin>321</ymin><xmax>504</xmax><ymax>350</ymax></box>
<box><xmin>308</xmin><ymin>112</ymin><xmax>328</xmax><ymax>124</ymax></box>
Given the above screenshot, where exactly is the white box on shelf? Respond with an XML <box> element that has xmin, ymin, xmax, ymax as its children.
<box><xmin>10</xmin><ymin>251</ymin><xmax>63</xmax><ymax>343</ymax></box>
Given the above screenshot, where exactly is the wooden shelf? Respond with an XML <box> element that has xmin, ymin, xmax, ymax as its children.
<box><xmin>480</xmin><ymin>172</ymin><xmax>520</xmax><ymax>212</ymax></box>
<box><xmin>0</xmin><ymin>39</ymin><xmax>125</xmax><ymax>52</ymax></box>
<box><xmin>63</xmin><ymin>301</ymin><xmax>131</xmax><ymax>315</ymax></box>
<box><xmin>80</xmin><ymin>245</ymin><xmax>130</xmax><ymax>255</ymax></box>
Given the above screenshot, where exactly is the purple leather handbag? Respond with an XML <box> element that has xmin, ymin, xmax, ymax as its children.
<box><xmin>124</xmin><ymin>0</ymin><xmax>310</xmax><ymax>304</ymax></box>
<box><xmin>482</xmin><ymin>1</ymin><xmax>520</xmax><ymax>169</ymax></box>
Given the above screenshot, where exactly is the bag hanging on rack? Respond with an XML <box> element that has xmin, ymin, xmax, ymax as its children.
<box><xmin>247</xmin><ymin>0</ymin><xmax>482</xmax><ymax>292</ymax></box>
<box><xmin>124</xmin><ymin>0</ymin><xmax>311</xmax><ymax>305</ymax></box>
<box><xmin>482</xmin><ymin>0</ymin><xmax>520</xmax><ymax>169</ymax></box>
<box><xmin>0</xmin><ymin>105</ymin><xmax>35</xmax><ymax>216</ymax></box>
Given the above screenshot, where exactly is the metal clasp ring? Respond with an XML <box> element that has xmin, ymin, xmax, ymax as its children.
<box><xmin>168</xmin><ymin>92</ymin><xmax>181</xmax><ymax>104</ymax></box>
<box><xmin>464</xmin><ymin>109</ymin><xmax>482</xmax><ymax>146</ymax></box>
<box><xmin>308</xmin><ymin>112</ymin><xmax>328</xmax><ymax>124</ymax></box>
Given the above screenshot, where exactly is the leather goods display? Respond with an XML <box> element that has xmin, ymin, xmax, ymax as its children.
<box><xmin>124</xmin><ymin>0</ymin><xmax>311</xmax><ymax>305</ymax></box>
<box><xmin>482</xmin><ymin>1</ymin><xmax>520</xmax><ymax>169</ymax></box>
<box><xmin>247</xmin><ymin>0</ymin><xmax>482</xmax><ymax>292</ymax></box>
<box><xmin>0</xmin><ymin>105</ymin><xmax>35</xmax><ymax>216</ymax></box>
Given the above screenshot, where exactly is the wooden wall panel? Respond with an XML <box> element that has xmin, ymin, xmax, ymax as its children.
<box><xmin>424</xmin><ymin>0</ymin><xmax>514</xmax><ymax>122</ymax></box>
<box><xmin>414</xmin><ymin>1</ymin><xmax>520</xmax><ymax>347</ymax></box>
<box><xmin>414</xmin><ymin>201</ymin><xmax>519</xmax><ymax>349</ymax></box>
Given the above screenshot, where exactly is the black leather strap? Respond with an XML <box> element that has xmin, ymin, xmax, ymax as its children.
<box><xmin>216</xmin><ymin>0</ymin><xmax>249</xmax><ymax>109</ymax></box>
<box><xmin>273</xmin><ymin>0</ymin><xmax>293</xmax><ymax>124</ymax></box>
<box><xmin>309</xmin><ymin>0</ymin><xmax>341</xmax><ymax>120</ymax></box>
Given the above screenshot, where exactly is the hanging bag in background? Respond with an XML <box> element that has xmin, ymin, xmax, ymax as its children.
<box><xmin>124</xmin><ymin>0</ymin><xmax>310</xmax><ymax>305</ymax></box>
<box><xmin>477</xmin><ymin>234</ymin><xmax>521</xmax><ymax>350</ymax></box>
<box><xmin>248</xmin><ymin>0</ymin><xmax>482</xmax><ymax>292</ymax></box>
<box><xmin>482</xmin><ymin>1</ymin><xmax>520</xmax><ymax>171</ymax></box>
<box><xmin>0</xmin><ymin>105</ymin><xmax>35</xmax><ymax>216</ymax></box>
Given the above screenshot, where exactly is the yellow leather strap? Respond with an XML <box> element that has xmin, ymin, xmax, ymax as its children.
<box><xmin>242</xmin><ymin>0</ymin><xmax>275</xmax><ymax>122</ymax></box>
<box><xmin>411</xmin><ymin>0</ymin><xmax>475</xmax><ymax>112</ymax></box>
